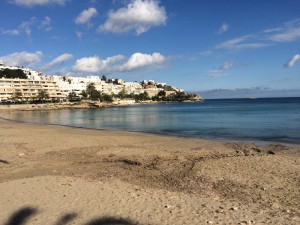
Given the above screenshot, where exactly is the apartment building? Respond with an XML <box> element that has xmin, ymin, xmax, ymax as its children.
<box><xmin>0</xmin><ymin>78</ymin><xmax>65</xmax><ymax>102</ymax></box>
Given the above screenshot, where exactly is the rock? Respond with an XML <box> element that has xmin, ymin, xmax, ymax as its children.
<box><xmin>215</xmin><ymin>209</ymin><xmax>224</xmax><ymax>213</ymax></box>
<box><xmin>18</xmin><ymin>153</ymin><xmax>25</xmax><ymax>157</ymax></box>
<box><xmin>121</xmin><ymin>159</ymin><xmax>142</xmax><ymax>166</ymax></box>
<box><xmin>229</xmin><ymin>207</ymin><xmax>238</xmax><ymax>211</ymax></box>
<box><xmin>207</xmin><ymin>221</ymin><xmax>213</xmax><ymax>224</ymax></box>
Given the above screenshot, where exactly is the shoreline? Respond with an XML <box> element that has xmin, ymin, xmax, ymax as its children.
<box><xmin>0</xmin><ymin>101</ymin><xmax>140</xmax><ymax>111</ymax></box>
<box><xmin>1</xmin><ymin>112</ymin><xmax>299</xmax><ymax>147</ymax></box>
<box><xmin>0</xmin><ymin>119</ymin><xmax>299</xmax><ymax>224</ymax></box>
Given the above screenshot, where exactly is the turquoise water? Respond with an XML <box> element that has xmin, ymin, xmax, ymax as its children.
<box><xmin>2</xmin><ymin>97</ymin><xmax>300</xmax><ymax>144</ymax></box>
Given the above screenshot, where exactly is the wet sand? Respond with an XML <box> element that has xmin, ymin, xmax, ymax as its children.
<box><xmin>0</xmin><ymin>119</ymin><xmax>299</xmax><ymax>224</ymax></box>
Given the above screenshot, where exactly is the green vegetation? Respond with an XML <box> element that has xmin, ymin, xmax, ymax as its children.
<box><xmin>83</xmin><ymin>83</ymin><xmax>113</xmax><ymax>103</ymax></box>
<box><xmin>0</xmin><ymin>69</ymin><xmax>27</xmax><ymax>79</ymax></box>
<box><xmin>11</xmin><ymin>91</ymin><xmax>23</xmax><ymax>102</ymax></box>
<box><xmin>152</xmin><ymin>91</ymin><xmax>200</xmax><ymax>102</ymax></box>
<box><xmin>81</xmin><ymin>83</ymin><xmax>198</xmax><ymax>103</ymax></box>
<box><xmin>156</xmin><ymin>84</ymin><xmax>163</xmax><ymax>88</ymax></box>
<box><xmin>163</xmin><ymin>85</ymin><xmax>176</xmax><ymax>91</ymax></box>
<box><xmin>101</xmin><ymin>75</ymin><xmax>107</xmax><ymax>82</ymax></box>
<box><xmin>101</xmin><ymin>94</ymin><xmax>113</xmax><ymax>103</ymax></box>
<box><xmin>68</xmin><ymin>91</ymin><xmax>80</xmax><ymax>102</ymax></box>
<box><xmin>36</xmin><ymin>90</ymin><xmax>50</xmax><ymax>103</ymax></box>
<box><xmin>134</xmin><ymin>92</ymin><xmax>150</xmax><ymax>102</ymax></box>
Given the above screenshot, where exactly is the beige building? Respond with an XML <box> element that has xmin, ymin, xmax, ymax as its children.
<box><xmin>0</xmin><ymin>78</ymin><xmax>65</xmax><ymax>102</ymax></box>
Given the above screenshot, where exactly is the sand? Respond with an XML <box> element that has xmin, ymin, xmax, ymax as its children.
<box><xmin>0</xmin><ymin>118</ymin><xmax>299</xmax><ymax>225</ymax></box>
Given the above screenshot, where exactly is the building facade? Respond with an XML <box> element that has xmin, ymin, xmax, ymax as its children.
<box><xmin>0</xmin><ymin>78</ymin><xmax>64</xmax><ymax>102</ymax></box>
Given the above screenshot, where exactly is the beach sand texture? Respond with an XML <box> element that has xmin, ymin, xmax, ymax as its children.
<box><xmin>0</xmin><ymin>119</ymin><xmax>299</xmax><ymax>224</ymax></box>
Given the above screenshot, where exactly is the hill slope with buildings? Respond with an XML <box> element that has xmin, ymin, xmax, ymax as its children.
<box><xmin>0</xmin><ymin>62</ymin><xmax>201</xmax><ymax>104</ymax></box>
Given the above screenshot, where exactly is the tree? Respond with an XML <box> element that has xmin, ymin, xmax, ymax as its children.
<box><xmin>12</xmin><ymin>91</ymin><xmax>23</xmax><ymax>102</ymax></box>
<box><xmin>135</xmin><ymin>92</ymin><xmax>150</xmax><ymax>102</ymax></box>
<box><xmin>0</xmin><ymin>69</ymin><xmax>27</xmax><ymax>79</ymax></box>
<box><xmin>157</xmin><ymin>90</ymin><xmax>166</xmax><ymax>97</ymax></box>
<box><xmin>86</xmin><ymin>83</ymin><xmax>96</xmax><ymax>97</ymax></box>
<box><xmin>85</xmin><ymin>83</ymin><xmax>102</xmax><ymax>101</ymax></box>
<box><xmin>117</xmin><ymin>89</ymin><xmax>126</xmax><ymax>99</ymax></box>
<box><xmin>80</xmin><ymin>90</ymin><xmax>88</xmax><ymax>99</ymax></box>
<box><xmin>171</xmin><ymin>92</ymin><xmax>187</xmax><ymax>102</ymax></box>
<box><xmin>101</xmin><ymin>75</ymin><xmax>107</xmax><ymax>82</ymax></box>
<box><xmin>68</xmin><ymin>92</ymin><xmax>79</xmax><ymax>102</ymax></box>
<box><xmin>163</xmin><ymin>86</ymin><xmax>176</xmax><ymax>91</ymax></box>
<box><xmin>101</xmin><ymin>94</ymin><xmax>113</xmax><ymax>103</ymax></box>
<box><xmin>37</xmin><ymin>90</ymin><xmax>49</xmax><ymax>103</ymax></box>
<box><xmin>90</xmin><ymin>89</ymin><xmax>101</xmax><ymax>101</ymax></box>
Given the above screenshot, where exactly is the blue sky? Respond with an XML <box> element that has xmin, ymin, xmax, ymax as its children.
<box><xmin>1</xmin><ymin>0</ymin><xmax>300</xmax><ymax>97</ymax></box>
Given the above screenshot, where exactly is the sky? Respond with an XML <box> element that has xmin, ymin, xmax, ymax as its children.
<box><xmin>1</xmin><ymin>0</ymin><xmax>300</xmax><ymax>98</ymax></box>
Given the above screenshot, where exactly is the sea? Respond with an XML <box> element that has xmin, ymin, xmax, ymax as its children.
<box><xmin>2</xmin><ymin>97</ymin><xmax>300</xmax><ymax>144</ymax></box>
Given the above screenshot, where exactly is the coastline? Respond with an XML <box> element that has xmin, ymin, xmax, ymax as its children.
<box><xmin>0</xmin><ymin>118</ymin><xmax>299</xmax><ymax>224</ymax></box>
<box><xmin>0</xmin><ymin>101</ymin><xmax>143</xmax><ymax>111</ymax></box>
<box><xmin>1</xmin><ymin>102</ymin><xmax>299</xmax><ymax>147</ymax></box>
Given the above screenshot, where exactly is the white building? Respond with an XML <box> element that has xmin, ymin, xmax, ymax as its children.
<box><xmin>0</xmin><ymin>78</ymin><xmax>64</xmax><ymax>102</ymax></box>
<box><xmin>124</xmin><ymin>82</ymin><xmax>144</xmax><ymax>95</ymax></box>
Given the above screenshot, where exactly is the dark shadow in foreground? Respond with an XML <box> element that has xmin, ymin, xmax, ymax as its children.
<box><xmin>86</xmin><ymin>216</ymin><xmax>138</xmax><ymax>225</ymax></box>
<box><xmin>5</xmin><ymin>207</ymin><xmax>141</xmax><ymax>225</ymax></box>
<box><xmin>55</xmin><ymin>213</ymin><xmax>77</xmax><ymax>225</ymax></box>
<box><xmin>5</xmin><ymin>207</ymin><xmax>37</xmax><ymax>225</ymax></box>
<box><xmin>0</xmin><ymin>159</ymin><xmax>9</xmax><ymax>164</ymax></box>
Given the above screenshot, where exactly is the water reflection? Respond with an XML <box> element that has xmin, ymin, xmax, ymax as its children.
<box><xmin>2</xmin><ymin>99</ymin><xmax>300</xmax><ymax>143</ymax></box>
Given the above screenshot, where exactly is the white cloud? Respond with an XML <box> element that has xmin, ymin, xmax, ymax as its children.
<box><xmin>217</xmin><ymin>22</ymin><xmax>229</xmax><ymax>34</ymax></box>
<box><xmin>39</xmin><ymin>16</ymin><xmax>52</xmax><ymax>31</ymax></box>
<box><xmin>72</xmin><ymin>55</ymin><xmax>125</xmax><ymax>73</ymax></box>
<box><xmin>118</xmin><ymin>52</ymin><xmax>166</xmax><ymax>71</ymax></box>
<box><xmin>263</xmin><ymin>28</ymin><xmax>283</xmax><ymax>33</ymax></box>
<box><xmin>266</xmin><ymin>19</ymin><xmax>300</xmax><ymax>42</ymax></box>
<box><xmin>209</xmin><ymin>61</ymin><xmax>236</xmax><ymax>77</ymax></box>
<box><xmin>11</xmin><ymin>0</ymin><xmax>69</xmax><ymax>7</ymax></box>
<box><xmin>0</xmin><ymin>51</ymin><xmax>43</xmax><ymax>67</ymax></box>
<box><xmin>98</xmin><ymin>0</ymin><xmax>167</xmax><ymax>35</ymax></box>
<box><xmin>72</xmin><ymin>52</ymin><xmax>166</xmax><ymax>74</ymax></box>
<box><xmin>268</xmin><ymin>27</ymin><xmax>300</xmax><ymax>42</ymax></box>
<box><xmin>285</xmin><ymin>54</ymin><xmax>300</xmax><ymax>68</ymax></box>
<box><xmin>215</xmin><ymin>18</ymin><xmax>300</xmax><ymax>53</ymax></box>
<box><xmin>0</xmin><ymin>29</ymin><xmax>20</xmax><ymax>36</ymax></box>
<box><xmin>75</xmin><ymin>7</ymin><xmax>98</xmax><ymax>25</ymax></box>
<box><xmin>19</xmin><ymin>17</ymin><xmax>36</xmax><ymax>36</ymax></box>
<box><xmin>42</xmin><ymin>53</ymin><xmax>73</xmax><ymax>70</ymax></box>
<box><xmin>216</xmin><ymin>35</ymin><xmax>268</xmax><ymax>50</ymax></box>
<box><xmin>10</xmin><ymin>16</ymin><xmax>52</xmax><ymax>37</ymax></box>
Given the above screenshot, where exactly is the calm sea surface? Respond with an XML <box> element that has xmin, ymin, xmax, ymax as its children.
<box><xmin>2</xmin><ymin>97</ymin><xmax>300</xmax><ymax>144</ymax></box>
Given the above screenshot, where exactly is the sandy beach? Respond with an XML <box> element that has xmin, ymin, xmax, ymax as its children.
<box><xmin>0</xmin><ymin>118</ymin><xmax>299</xmax><ymax>225</ymax></box>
